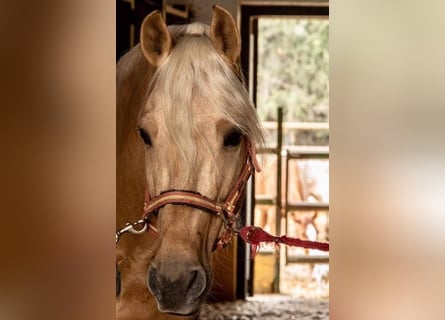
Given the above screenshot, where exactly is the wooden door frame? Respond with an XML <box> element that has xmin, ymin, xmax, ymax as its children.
<box><xmin>239</xmin><ymin>2</ymin><xmax>329</xmax><ymax>296</ymax></box>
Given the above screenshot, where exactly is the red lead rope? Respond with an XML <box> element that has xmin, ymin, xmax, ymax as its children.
<box><xmin>239</xmin><ymin>226</ymin><xmax>329</xmax><ymax>258</ymax></box>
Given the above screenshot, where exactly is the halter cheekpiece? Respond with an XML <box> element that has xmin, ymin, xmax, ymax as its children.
<box><xmin>116</xmin><ymin>139</ymin><xmax>261</xmax><ymax>251</ymax></box>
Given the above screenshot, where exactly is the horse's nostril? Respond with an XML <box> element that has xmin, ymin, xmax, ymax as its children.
<box><xmin>189</xmin><ymin>270</ymin><xmax>198</xmax><ymax>285</ymax></box>
<box><xmin>147</xmin><ymin>265</ymin><xmax>161</xmax><ymax>297</ymax></box>
<box><xmin>187</xmin><ymin>268</ymin><xmax>206</xmax><ymax>297</ymax></box>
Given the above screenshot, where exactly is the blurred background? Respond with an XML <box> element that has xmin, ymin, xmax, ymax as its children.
<box><xmin>1</xmin><ymin>0</ymin><xmax>445</xmax><ymax>319</ymax></box>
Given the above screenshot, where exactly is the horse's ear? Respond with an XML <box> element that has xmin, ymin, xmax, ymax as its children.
<box><xmin>140</xmin><ymin>10</ymin><xmax>172</xmax><ymax>66</ymax></box>
<box><xmin>210</xmin><ymin>5</ymin><xmax>241</xmax><ymax>63</ymax></box>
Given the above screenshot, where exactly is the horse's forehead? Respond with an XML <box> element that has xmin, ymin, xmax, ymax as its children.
<box><xmin>143</xmin><ymin>96</ymin><xmax>226</xmax><ymax>128</ymax></box>
<box><xmin>191</xmin><ymin>100</ymin><xmax>224</xmax><ymax>123</ymax></box>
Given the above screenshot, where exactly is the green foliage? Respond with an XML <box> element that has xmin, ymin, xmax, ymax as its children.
<box><xmin>256</xmin><ymin>18</ymin><xmax>329</xmax><ymax>145</ymax></box>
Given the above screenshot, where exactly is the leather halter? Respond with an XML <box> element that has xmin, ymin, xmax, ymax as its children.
<box><xmin>141</xmin><ymin>139</ymin><xmax>261</xmax><ymax>250</ymax></box>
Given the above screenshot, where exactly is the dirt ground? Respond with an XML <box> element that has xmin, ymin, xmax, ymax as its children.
<box><xmin>201</xmin><ymin>262</ymin><xmax>329</xmax><ymax>319</ymax></box>
<box><xmin>200</xmin><ymin>294</ymin><xmax>328</xmax><ymax>320</ymax></box>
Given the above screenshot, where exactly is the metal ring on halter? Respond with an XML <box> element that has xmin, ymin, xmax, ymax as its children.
<box><xmin>128</xmin><ymin>219</ymin><xmax>149</xmax><ymax>234</ymax></box>
<box><xmin>223</xmin><ymin>217</ymin><xmax>240</xmax><ymax>234</ymax></box>
<box><xmin>116</xmin><ymin>219</ymin><xmax>149</xmax><ymax>244</ymax></box>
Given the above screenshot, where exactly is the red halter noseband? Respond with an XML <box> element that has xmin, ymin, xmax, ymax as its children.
<box><xmin>140</xmin><ymin>139</ymin><xmax>261</xmax><ymax>250</ymax></box>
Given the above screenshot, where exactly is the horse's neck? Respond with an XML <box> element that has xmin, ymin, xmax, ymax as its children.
<box><xmin>117</xmin><ymin>45</ymin><xmax>153</xmax><ymax>227</ymax></box>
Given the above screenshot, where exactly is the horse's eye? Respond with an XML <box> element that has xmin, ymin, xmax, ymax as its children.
<box><xmin>138</xmin><ymin>128</ymin><xmax>152</xmax><ymax>146</ymax></box>
<box><xmin>224</xmin><ymin>129</ymin><xmax>242</xmax><ymax>148</ymax></box>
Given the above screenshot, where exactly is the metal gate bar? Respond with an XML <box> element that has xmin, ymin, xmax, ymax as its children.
<box><xmin>284</xmin><ymin>148</ymin><xmax>329</xmax><ymax>264</ymax></box>
<box><xmin>253</xmin><ymin>107</ymin><xmax>329</xmax><ymax>293</ymax></box>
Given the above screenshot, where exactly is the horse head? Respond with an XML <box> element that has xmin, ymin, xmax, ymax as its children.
<box><xmin>118</xmin><ymin>6</ymin><xmax>262</xmax><ymax>317</ymax></box>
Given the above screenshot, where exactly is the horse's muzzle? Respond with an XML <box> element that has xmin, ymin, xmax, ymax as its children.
<box><xmin>147</xmin><ymin>260</ymin><xmax>207</xmax><ymax>315</ymax></box>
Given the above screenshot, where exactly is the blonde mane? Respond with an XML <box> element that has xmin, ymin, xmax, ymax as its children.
<box><xmin>141</xmin><ymin>23</ymin><xmax>263</xmax><ymax>179</ymax></box>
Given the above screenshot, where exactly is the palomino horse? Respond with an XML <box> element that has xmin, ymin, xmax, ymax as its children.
<box><xmin>116</xmin><ymin>6</ymin><xmax>263</xmax><ymax>319</ymax></box>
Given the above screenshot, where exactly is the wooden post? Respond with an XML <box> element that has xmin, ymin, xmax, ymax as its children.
<box><xmin>273</xmin><ymin>107</ymin><xmax>283</xmax><ymax>293</ymax></box>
